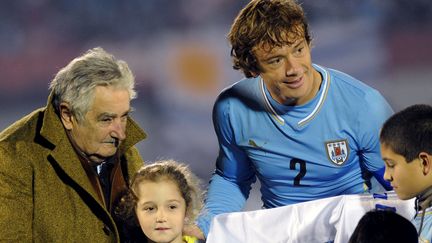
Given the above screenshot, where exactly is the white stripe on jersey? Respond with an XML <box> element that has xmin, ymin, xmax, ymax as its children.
<box><xmin>260</xmin><ymin>78</ymin><xmax>285</xmax><ymax>125</ymax></box>
<box><xmin>298</xmin><ymin>64</ymin><xmax>330</xmax><ymax>126</ymax></box>
<box><xmin>259</xmin><ymin>64</ymin><xmax>330</xmax><ymax>127</ymax></box>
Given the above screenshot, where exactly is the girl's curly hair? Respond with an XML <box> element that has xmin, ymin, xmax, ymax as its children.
<box><xmin>115</xmin><ymin>160</ymin><xmax>204</xmax><ymax>227</ymax></box>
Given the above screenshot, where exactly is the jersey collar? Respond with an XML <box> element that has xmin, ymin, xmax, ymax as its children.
<box><xmin>259</xmin><ymin>64</ymin><xmax>330</xmax><ymax>126</ymax></box>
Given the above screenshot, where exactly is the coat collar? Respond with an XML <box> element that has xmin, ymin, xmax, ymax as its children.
<box><xmin>38</xmin><ymin>92</ymin><xmax>147</xmax><ymax>206</ymax></box>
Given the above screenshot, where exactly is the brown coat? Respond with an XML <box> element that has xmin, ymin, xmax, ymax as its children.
<box><xmin>0</xmin><ymin>95</ymin><xmax>147</xmax><ymax>243</ymax></box>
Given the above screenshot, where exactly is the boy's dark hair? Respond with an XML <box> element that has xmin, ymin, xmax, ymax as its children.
<box><xmin>228</xmin><ymin>0</ymin><xmax>312</xmax><ymax>78</ymax></box>
<box><xmin>380</xmin><ymin>104</ymin><xmax>432</xmax><ymax>162</ymax></box>
<box><xmin>348</xmin><ymin>210</ymin><xmax>418</xmax><ymax>243</ymax></box>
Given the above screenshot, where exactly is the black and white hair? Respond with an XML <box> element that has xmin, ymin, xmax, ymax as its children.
<box><xmin>49</xmin><ymin>47</ymin><xmax>136</xmax><ymax>122</ymax></box>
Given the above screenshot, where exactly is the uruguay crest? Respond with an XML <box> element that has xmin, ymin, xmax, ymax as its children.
<box><xmin>325</xmin><ymin>139</ymin><xmax>349</xmax><ymax>165</ymax></box>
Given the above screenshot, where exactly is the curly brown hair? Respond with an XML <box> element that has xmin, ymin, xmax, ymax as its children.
<box><xmin>115</xmin><ymin>160</ymin><xmax>203</xmax><ymax>227</ymax></box>
<box><xmin>228</xmin><ymin>0</ymin><xmax>312</xmax><ymax>78</ymax></box>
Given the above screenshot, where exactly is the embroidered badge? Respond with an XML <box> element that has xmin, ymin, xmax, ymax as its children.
<box><xmin>325</xmin><ymin>139</ymin><xmax>349</xmax><ymax>165</ymax></box>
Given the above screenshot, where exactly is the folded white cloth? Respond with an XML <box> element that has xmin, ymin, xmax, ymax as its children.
<box><xmin>206</xmin><ymin>192</ymin><xmax>415</xmax><ymax>243</ymax></box>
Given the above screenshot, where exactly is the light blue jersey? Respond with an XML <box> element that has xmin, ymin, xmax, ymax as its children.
<box><xmin>414</xmin><ymin>207</ymin><xmax>432</xmax><ymax>243</ymax></box>
<box><xmin>198</xmin><ymin>64</ymin><xmax>393</xmax><ymax>236</ymax></box>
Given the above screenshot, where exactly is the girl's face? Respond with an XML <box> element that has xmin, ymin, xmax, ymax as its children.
<box><xmin>135</xmin><ymin>179</ymin><xmax>186</xmax><ymax>243</ymax></box>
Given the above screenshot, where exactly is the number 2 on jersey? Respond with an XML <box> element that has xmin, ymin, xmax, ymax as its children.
<box><xmin>290</xmin><ymin>158</ymin><xmax>307</xmax><ymax>186</ymax></box>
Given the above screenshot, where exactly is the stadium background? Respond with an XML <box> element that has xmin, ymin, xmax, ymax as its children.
<box><xmin>1</xmin><ymin>0</ymin><xmax>431</xmax><ymax>210</ymax></box>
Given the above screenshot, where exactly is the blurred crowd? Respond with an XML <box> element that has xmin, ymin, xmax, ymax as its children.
<box><xmin>1</xmin><ymin>0</ymin><xmax>431</xmax><ymax>182</ymax></box>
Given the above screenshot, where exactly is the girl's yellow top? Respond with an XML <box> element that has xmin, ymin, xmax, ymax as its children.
<box><xmin>183</xmin><ymin>235</ymin><xmax>198</xmax><ymax>243</ymax></box>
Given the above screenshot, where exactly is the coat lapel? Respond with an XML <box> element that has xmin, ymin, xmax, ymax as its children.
<box><xmin>40</xmin><ymin>95</ymin><xmax>102</xmax><ymax>204</ymax></box>
<box><xmin>39</xmin><ymin>92</ymin><xmax>147</xmax><ymax>207</ymax></box>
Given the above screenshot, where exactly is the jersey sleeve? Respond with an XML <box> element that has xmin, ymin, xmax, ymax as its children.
<box><xmin>357</xmin><ymin>89</ymin><xmax>393</xmax><ymax>188</ymax></box>
<box><xmin>213</xmin><ymin>95</ymin><xmax>256</xmax><ymax>184</ymax></box>
<box><xmin>197</xmin><ymin>94</ymin><xmax>256</xmax><ymax>237</ymax></box>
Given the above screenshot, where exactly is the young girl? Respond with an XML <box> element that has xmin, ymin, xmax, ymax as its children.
<box><xmin>116</xmin><ymin>160</ymin><xmax>203</xmax><ymax>243</ymax></box>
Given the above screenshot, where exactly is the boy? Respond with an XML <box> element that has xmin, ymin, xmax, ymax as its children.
<box><xmin>380</xmin><ymin>104</ymin><xmax>432</xmax><ymax>241</ymax></box>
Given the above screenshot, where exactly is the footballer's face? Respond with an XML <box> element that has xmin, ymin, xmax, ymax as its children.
<box><xmin>253</xmin><ymin>32</ymin><xmax>322</xmax><ymax>106</ymax></box>
<box><xmin>381</xmin><ymin>144</ymin><xmax>429</xmax><ymax>200</ymax></box>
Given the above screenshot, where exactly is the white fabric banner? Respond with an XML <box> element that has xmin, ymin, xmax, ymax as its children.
<box><xmin>206</xmin><ymin>192</ymin><xmax>415</xmax><ymax>243</ymax></box>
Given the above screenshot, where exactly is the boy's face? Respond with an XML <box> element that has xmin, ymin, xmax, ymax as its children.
<box><xmin>135</xmin><ymin>179</ymin><xmax>186</xmax><ymax>243</ymax></box>
<box><xmin>253</xmin><ymin>32</ymin><xmax>321</xmax><ymax>106</ymax></box>
<box><xmin>381</xmin><ymin>144</ymin><xmax>426</xmax><ymax>200</ymax></box>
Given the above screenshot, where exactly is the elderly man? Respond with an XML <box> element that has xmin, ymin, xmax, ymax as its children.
<box><xmin>0</xmin><ymin>47</ymin><xmax>146</xmax><ymax>242</ymax></box>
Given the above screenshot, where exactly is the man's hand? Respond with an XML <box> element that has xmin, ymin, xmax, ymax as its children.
<box><xmin>183</xmin><ymin>224</ymin><xmax>205</xmax><ymax>240</ymax></box>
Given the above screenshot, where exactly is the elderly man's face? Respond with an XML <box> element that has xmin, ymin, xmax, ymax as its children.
<box><xmin>66</xmin><ymin>86</ymin><xmax>131</xmax><ymax>163</ymax></box>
